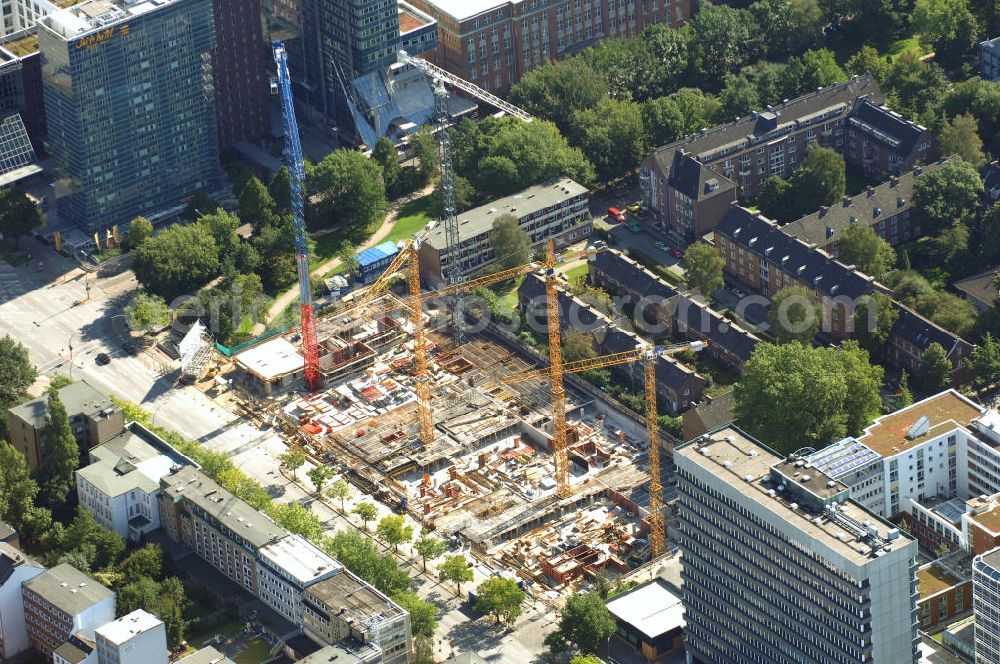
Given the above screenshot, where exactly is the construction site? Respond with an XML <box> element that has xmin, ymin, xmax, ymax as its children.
<box><xmin>203</xmin><ymin>279</ymin><xmax>678</xmax><ymax>594</ymax></box>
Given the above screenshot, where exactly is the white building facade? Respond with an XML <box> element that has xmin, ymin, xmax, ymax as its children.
<box><xmin>0</xmin><ymin>542</ymin><xmax>45</xmax><ymax>660</ymax></box>
<box><xmin>975</xmin><ymin>548</ymin><xmax>1000</xmax><ymax>663</ymax></box>
<box><xmin>94</xmin><ymin>609</ymin><xmax>167</xmax><ymax>664</ymax></box>
<box><xmin>255</xmin><ymin>534</ymin><xmax>342</xmax><ymax>624</ymax></box>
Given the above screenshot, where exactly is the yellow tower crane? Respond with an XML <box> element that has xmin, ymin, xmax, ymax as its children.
<box><xmin>500</xmin><ymin>340</ymin><xmax>707</xmax><ymax>557</ymax></box>
<box><xmin>347</xmin><ymin>227</ymin><xmax>602</xmax><ymax>447</ymax></box>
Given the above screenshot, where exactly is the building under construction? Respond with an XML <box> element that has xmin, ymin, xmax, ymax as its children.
<box><xmin>225</xmin><ymin>288</ymin><xmax>673</xmax><ymax>592</ymax></box>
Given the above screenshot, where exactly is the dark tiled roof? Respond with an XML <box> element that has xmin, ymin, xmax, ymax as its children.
<box><xmin>668</xmin><ymin>151</ymin><xmax>737</xmax><ymax>201</ymax></box>
<box><xmin>651</xmin><ymin>75</ymin><xmax>882</xmax><ymax>177</ymax></box>
<box><xmin>716</xmin><ymin>206</ymin><xmax>882</xmax><ymax>301</ymax></box>
<box><xmin>683</xmin><ymin>391</ymin><xmax>736</xmax><ymax>441</ymax></box>
<box><xmin>671</xmin><ymin>296</ymin><xmax>761</xmax><ymax>363</ymax></box>
<box><xmin>847</xmin><ymin>99</ymin><xmax>927</xmax><ymax>154</ymax></box>
<box><xmin>597</xmin><ymin>322</ymin><xmax>705</xmax><ymax>394</ymax></box>
<box><xmin>889</xmin><ymin>301</ymin><xmax>973</xmax><ymax>359</ymax></box>
<box><xmin>0</xmin><ymin>519</ymin><xmax>14</xmax><ymax>542</ymax></box>
<box><xmin>782</xmin><ymin>160</ymin><xmax>946</xmax><ymax>247</ymax></box>
<box><xmin>590</xmin><ymin>250</ymin><xmax>678</xmax><ymax>302</ymax></box>
<box><xmin>953</xmin><ymin>266</ymin><xmax>1000</xmax><ymax>308</ymax></box>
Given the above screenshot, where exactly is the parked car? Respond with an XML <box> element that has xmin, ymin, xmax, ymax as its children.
<box><xmin>607</xmin><ymin>207</ymin><xmax>625</xmax><ymax>222</ymax></box>
<box><xmin>95</xmin><ymin>352</ymin><xmax>111</xmax><ymax>366</ymax></box>
<box><xmin>655</xmin><ymin>241</ymin><xmax>669</xmax><ymax>252</ymax></box>
<box><xmin>626</xmin><ymin>202</ymin><xmax>642</xmax><ymax>213</ymax></box>
<box><xmin>668</xmin><ymin>247</ymin><xmax>684</xmax><ymax>258</ymax></box>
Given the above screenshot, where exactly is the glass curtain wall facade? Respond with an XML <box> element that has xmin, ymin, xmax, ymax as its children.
<box><xmin>39</xmin><ymin>0</ymin><xmax>222</xmax><ymax>233</ymax></box>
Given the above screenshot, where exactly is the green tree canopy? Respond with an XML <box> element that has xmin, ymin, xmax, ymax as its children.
<box><xmin>688</xmin><ymin>4</ymin><xmax>762</xmax><ymax>87</ymax></box>
<box><xmin>410</xmin><ymin>130</ymin><xmax>440</xmax><ymax>185</ymax></box>
<box><xmin>767</xmin><ymin>287</ymin><xmax>820</xmax><ymax>345</ymax></box>
<box><xmin>182</xmin><ymin>190</ymin><xmax>217</xmax><ymax>221</ymax></box>
<box><xmin>38</xmin><ymin>388</ymin><xmax>79</xmax><ymax>506</ymax></box>
<box><xmin>940</xmin><ymin>114</ymin><xmax>987</xmax><ymax>168</ymax></box>
<box><xmin>916</xmin><ymin>342</ymin><xmax>952</xmax><ymax>392</ymax></box>
<box><xmin>376</xmin><ymin>515</ymin><xmax>413</xmax><ymax>552</ymax></box>
<box><xmin>913</xmin><ymin>157</ymin><xmax>984</xmax><ymax>231</ymax></box>
<box><xmin>489</xmin><ymin>214</ymin><xmax>531</xmax><ymax>271</ymax></box>
<box><xmin>641</xmin><ymin>97</ymin><xmax>686</xmax><ymax>148</ymax></box>
<box><xmin>306</xmin><ymin>465</ymin><xmax>333</xmax><ymax>496</ymax></box>
<box><xmin>438</xmin><ymin>554</ymin><xmax>474</xmax><ymax>594</ymax></box>
<box><xmin>327</xmin><ymin>478</ymin><xmax>352</xmax><ymax>513</ymax></box>
<box><xmin>279</xmin><ymin>448</ymin><xmax>306</xmax><ymax>476</ymax></box>
<box><xmin>372</xmin><ymin>137</ymin><xmax>402</xmax><ymax>196</ymax></box>
<box><xmin>239</xmin><ymin>176</ymin><xmax>276</xmax><ymax>230</ymax></box>
<box><xmin>475</xmin><ymin>577</ymin><xmax>526</xmax><ymax>625</ymax></box>
<box><xmin>751</xmin><ymin>0</ymin><xmax>825</xmax><ymax>57</ymax></box>
<box><xmin>0</xmin><ymin>335</ymin><xmax>36</xmax><ymax>413</ymax></box>
<box><xmin>268</xmin><ymin>166</ymin><xmax>293</xmax><ymax>214</ymax></box>
<box><xmin>118</xmin><ymin>544</ymin><xmax>163</xmax><ymax>585</ymax></box>
<box><xmin>414</xmin><ymin>534</ymin><xmax>447</xmax><ymax>572</ymax></box>
<box><xmin>854</xmin><ymin>292</ymin><xmax>899</xmax><ymax>354</ymax></box>
<box><xmin>354</xmin><ymin>502</ymin><xmax>378</xmax><ymax>530</ymax></box>
<box><xmin>682</xmin><ymin>242</ymin><xmax>725</xmax><ymax>300</ymax></box>
<box><xmin>734</xmin><ymin>342</ymin><xmax>883</xmax><ymax>453</ymax></box>
<box><xmin>324</xmin><ymin>530</ymin><xmax>412</xmax><ymax>596</ymax></box>
<box><xmin>132</xmin><ymin>223</ymin><xmax>220</xmax><ymax>301</ymax></box>
<box><xmin>308</xmin><ymin>149</ymin><xmax>388</xmax><ymax>235</ymax></box>
<box><xmin>126</xmin><ymin>216</ymin><xmax>153</xmax><ymax>251</ymax></box>
<box><xmin>545</xmin><ymin>591</ymin><xmax>617</xmax><ymax>655</ymax></box>
<box><xmin>126</xmin><ymin>292</ymin><xmax>170</xmax><ymax>334</ymax></box>
<box><xmin>0</xmin><ymin>189</ymin><xmax>41</xmax><ymax>241</ymax></box>
<box><xmin>391</xmin><ymin>590</ymin><xmax>437</xmax><ymax>638</ymax></box>
<box><xmin>836</xmin><ymin>225</ymin><xmax>896</xmax><ymax>279</ymax></box>
<box><xmin>509</xmin><ymin>59</ymin><xmax>608</xmax><ymax>133</ymax></box>
<box><xmin>253</xmin><ymin>214</ymin><xmax>299</xmax><ymax>291</ymax></box>
<box><xmin>788</xmin><ymin>144</ymin><xmax>846</xmax><ymax>216</ymax></box>
<box><xmin>913</xmin><ymin>0</ymin><xmax>978</xmax><ymax>68</ymax></box>
<box><xmin>969</xmin><ymin>332</ymin><xmax>1000</xmax><ymax>387</ymax></box>
<box><xmin>0</xmin><ymin>440</ymin><xmax>51</xmax><ymax>541</ymax></box>
<box><xmin>479</xmin><ymin>120</ymin><xmax>595</xmax><ymax>194</ymax></box>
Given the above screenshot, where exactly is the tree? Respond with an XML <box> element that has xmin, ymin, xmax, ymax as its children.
<box><xmin>474</xmin><ymin>577</ymin><xmax>525</xmax><ymax>625</ymax></box>
<box><xmin>278</xmin><ymin>448</ymin><xmax>306</xmax><ymax>477</ymax></box>
<box><xmin>757</xmin><ymin>176</ymin><xmax>792</xmax><ymax>221</ymax></box>
<box><xmin>306</xmin><ymin>465</ymin><xmax>333</xmax><ymax>496</ymax></box>
<box><xmin>324</xmin><ymin>530</ymin><xmax>412</xmax><ymax>596</ymax></box>
<box><xmin>688</xmin><ymin>4</ymin><xmax>762</xmax><ymax>87</ymax></box>
<box><xmin>117</xmin><ymin>577</ymin><xmax>160</xmax><ymax>616</ymax></box>
<box><xmin>337</xmin><ymin>245</ymin><xmax>361</xmax><ymax>280</ymax></box>
<box><xmin>785</xmin><ymin>144</ymin><xmax>846</xmax><ymax>218</ymax></box>
<box><xmin>915</xmin><ymin>290</ymin><xmax>978</xmax><ymax>338</ymax></box>
<box><xmin>890</xmin><ymin>270</ymin><xmax>934</xmax><ymax>307</ymax></box>
<box><xmin>720</xmin><ymin>74</ymin><xmax>761</xmax><ymax>119</ymax></box>
<box><xmin>0</xmin><ymin>440</ymin><xmax>51</xmax><ymax>541</ymax></box>
<box><xmin>854</xmin><ymin>292</ymin><xmax>899</xmax><ymax>354</ymax></box>
<box><xmin>372</xmin><ymin>137</ymin><xmax>402</xmax><ymax>196</ymax></box>
<box><xmin>981</xmin><ymin>203</ymin><xmax>1000</xmax><ymax>263</ymax></box>
<box><xmin>157</xmin><ymin>577</ymin><xmax>189</xmax><ymax>649</ymax></box>
<box><xmin>268</xmin><ymin>166</ymin><xmax>293</xmax><ymax>214</ymax></box>
<box><xmin>545</xmin><ymin>591</ymin><xmax>616</xmax><ymax>655</ymax></box>
<box><xmin>37</xmin><ymin>388</ymin><xmax>79</xmax><ymax>506</ymax></box>
<box><xmin>913</xmin><ymin>158</ymin><xmax>984</xmax><ymax>231</ymax></box>
<box><xmin>125</xmin><ymin>292</ymin><xmax>170</xmax><ymax>335</ymax></box>
<box><xmin>118</xmin><ymin>544</ymin><xmax>163</xmax><ymax>584</ymax></box>
<box><xmin>489</xmin><ymin>214</ymin><xmax>531</xmax><ymax>271</ymax></box>
<box><xmin>271</xmin><ymin>502</ymin><xmax>324</xmax><ymax>541</ymax></box>
<box><xmin>131</xmin><ymin>224</ymin><xmax>220</xmax><ymax>301</ymax></box>
<box><xmin>751</xmin><ymin>0</ymin><xmax>825</xmax><ymax>57</ymax></box>
<box><xmin>410</xmin><ymin>130</ymin><xmax>440</xmax><ymax>185</ymax></box>
<box><xmin>182</xmin><ymin>190</ymin><xmax>217</xmax><ymax>221</ymax></box>
<box><xmin>916</xmin><ymin>342</ymin><xmax>952</xmax><ymax>392</ymax></box>
<box><xmin>0</xmin><ymin>335</ymin><xmax>36</xmax><ymax>413</ymax></box>
<box><xmin>897</xmin><ymin>371</ymin><xmax>914</xmax><ymax>408</ymax></box>
<box><xmin>376</xmin><ymin>515</ymin><xmax>413</xmax><ymax>552</ymax></box>
<box><xmin>392</xmin><ymin>591</ymin><xmax>437</xmax><ymax>638</ymax></box>
<box><xmin>970</xmin><ymin>332</ymin><xmax>1000</xmax><ymax>387</ymax></box>
<box><xmin>836</xmin><ymin>225</ymin><xmax>896</xmax><ymax>279</ymax></box>
<box><xmin>49</xmin><ymin>374</ymin><xmax>73</xmax><ymax>390</ymax></box>
<box><xmin>913</xmin><ymin>0</ymin><xmax>978</xmax><ymax>68</ymax></box>
<box><xmin>767</xmin><ymin>287</ymin><xmax>820</xmax><ymax>345</ymax></box>
<box><xmin>846</xmin><ymin>46</ymin><xmax>890</xmax><ymax>84</ymax></box>
<box><xmin>308</xmin><ymin>149</ymin><xmax>388</xmax><ymax>235</ymax></box>
<box><xmin>253</xmin><ymin>214</ymin><xmax>299</xmax><ymax>291</ymax></box>
<box><xmin>414</xmin><ymin>534</ymin><xmax>447</xmax><ymax>572</ymax></box>
<box><xmin>477</xmin><ymin>119</ymin><xmax>595</xmax><ymax>194</ymax></box>
<box><xmin>570</xmin><ymin>98</ymin><xmax>647</xmax><ymax>181</ymax></box>
<box><xmin>354</xmin><ymin>502</ymin><xmax>378</xmax><ymax>531</ymax></box>
<box><xmin>509</xmin><ymin>59</ymin><xmax>608</xmax><ymax>133</ymax></box>
<box><xmin>0</xmin><ymin>189</ymin><xmax>41</xmax><ymax>241</ymax></box>
<box><xmin>883</xmin><ymin>51</ymin><xmax>949</xmax><ymax>123</ymax></box>
<box><xmin>56</xmin><ymin>507</ymin><xmax>125</xmax><ymax>571</ymax></box>
<box><xmin>641</xmin><ymin>97</ymin><xmax>686</xmax><ymax>148</ymax></box>
<box><xmin>562</xmin><ymin>329</ymin><xmax>597</xmax><ymax>364</ymax></box>
<box><xmin>682</xmin><ymin>242</ymin><xmax>725</xmax><ymax>300</ymax></box>
<box><xmin>327</xmin><ymin>478</ymin><xmax>352</xmax><ymax>513</ymax></box>
<box><xmin>734</xmin><ymin>343</ymin><xmax>883</xmax><ymax>453</ymax></box>
<box><xmin>940</xmin><ymin>114</ymin><xmax>987</xmax><ymax>168</ymax></box>
<box><xmin>126</xmin><ymin>216</ymin><xmax>153</xmax><ymax>251</ymax></box>
<box><xmin>238</xmin><ymin>176</ymin><xmax>275</xmax><ymax>230</ymax></box>
<box><xmin>438</xmin><ymin>554</ymin><xmax>474</xmax><ymax>595</ymax></box>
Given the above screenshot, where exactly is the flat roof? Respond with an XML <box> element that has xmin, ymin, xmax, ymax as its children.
<box><xmin>678</xmin><ymin>428</ymin><xmax>913</xmax><ymax>565</ymax></box>
<box><xmin>968</xmin><ymin>497</ymin><xmax>1000</xmax><ymax>534</ymax></box>
<box><xmin>917</xmin><ymin>563</ymin><xmax>963</xmax><ymax>598</ymax></box>
<box><xmin>981</xmin><ymin>547</ymin><xmax>1000</xmax><ymax>572</ymax></box>
<box><xmin>53</xmin><ymin>635</ymin><xmax>95</xmax><ymax>664</ymax></box>
<box><xmin>419</xmin><ymin>0</ymin><xmax>504</xmax><ymax>22</ymax></box>
<box><xmin>425</xmin><ymin>177</ymin><xmax>588</xmax><ymax>249</ymax></box>
<box><xmin>23</xmin><ymin>564</ymin><xmax>114</xmax><ymax>615</ymax></box>
<box><xmin>857</xmin><ymin>390</ymin><xmax>984</xmax><ymax>458</ymax></box>
<box><xmin>95</xmin><ymin>609</ymin><xmax>163</xmax><ymax>645</ymax></box>
<box><xmin>605</xmin><ymin>579</ymin><xmax>684</xmax><ymax>640</ymax></box>
<box><xmin>807</xmin><ymin>438</ymin><xmax>881</xmax><ymax>480</ymax></box>
<box><xmin>76</xmin><ymin>422</ymin><xmax>197</xmax><ymax>497</ymax></box>
<box><xmin>236</xmin><ymin>337</ymin><xmax>304</xmax><ymax>381</ymax></box>
<box><xmin>258</xmin><ymin>535</ymin><xmax>342</xmax><ymax>586</ymax></box>
<box><xmin>176</xmin><ymin>646</ymin><xmax>235</xmax><ymax>664</ymax></box>
<box><xmin>305</xmin><ymin>570</ymin><xmax>405</xmax><ymax>628</ymax></box>
<box><xmin>357</xmin><ymin>241</ymin><xmax>399</xmax><ymax>268</ymax></box>
<box><xmin>160</xmin><ymin>466</ymin><xmax>286</xmax><ymax>549</ymax></box>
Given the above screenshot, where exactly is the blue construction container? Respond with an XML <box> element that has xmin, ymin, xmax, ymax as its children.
<box><xmin>357</xmin><ymin>241</ymin><xmax>400</xmax><ymax>284</ymax></box>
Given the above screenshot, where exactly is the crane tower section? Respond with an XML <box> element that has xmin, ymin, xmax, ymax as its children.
<box><xmin>273</xmin><ymin>41</ymin><xmax>321</xmax><ymax>391</ymax></box>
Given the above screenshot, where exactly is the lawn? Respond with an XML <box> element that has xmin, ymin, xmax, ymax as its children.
<box><xmin>232</xmin><ymin>636</ymin><xmax>275</xmax><ymax>664</ymax></box>
<box><xmin>384</xmin><ymin>194</ymin><xmax>435</xmax><ymax>244</ymax></box>
<box><xmin>562</xmin><ymin>262</ymin><xmax>589</xmax><ymax>283</ymax></box>
<box><xmin>884</xmin><ymin>36</ymin><xmax>924</xmax><ymax>58</ymax></box>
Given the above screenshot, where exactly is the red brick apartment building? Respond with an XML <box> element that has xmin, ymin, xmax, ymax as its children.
<box><xmin>408</xmin><ymin>0</ymin><xmax>691</xmax><ymax>96</ymax></box>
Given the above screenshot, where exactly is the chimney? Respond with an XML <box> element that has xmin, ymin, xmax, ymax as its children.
<box><xmin>842</xmin><ymin>196</ymin><xmax>851</xmax><ymax>207</ymax></box>
<box><xmin>889</xmin><ymin>175</ymin><xmax>899</xmax><ymax>187</ymax></box>
<box><xmin>819</xmin><ymin>206</ymin><xmax>828</xmax><ymax>217</ymax></box>
<box><xmin>866</xmin><ymin>186</ymin><xmax>875</xmax><ymax>197</ymax></box>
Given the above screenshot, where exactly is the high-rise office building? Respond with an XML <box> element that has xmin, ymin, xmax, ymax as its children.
<box><xmin>675</xmin><ymin>427</ymin><xmax>920</xmax><ymax>664</ymax></box>
<box><xmin>39</xmin><ymin>0</ymin><xmax>223</xmax><ymax>233</ymax></box>
<box><xmin>211</xmin><ymin>0</ymin><xmax>269</xmax><ymax>151</ymax></box>
<box><xmin>975</xmin><ymin>548</ymin><xmax>1000</xmax><ymax>664</ymax></box>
